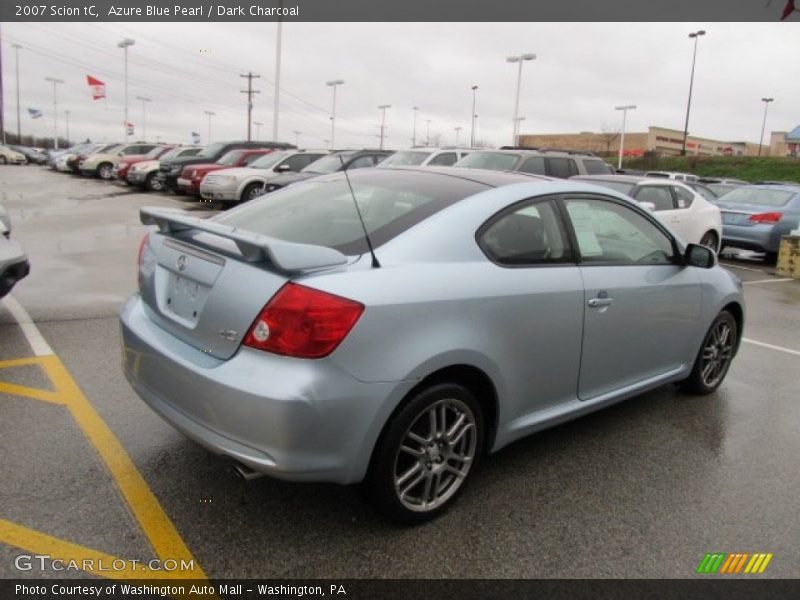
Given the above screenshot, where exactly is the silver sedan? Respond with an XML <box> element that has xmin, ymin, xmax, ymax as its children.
<box><xmin>120</xmin><ymin>167</ymin><xmax>744</xmax><ymax>523</ymax></box>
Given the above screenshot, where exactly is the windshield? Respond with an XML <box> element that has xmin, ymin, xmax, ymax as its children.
<box><xmin>96</xmin><ymin>144</ymin><xmax>121</xmax><ymax>154</ymax></box>
<box><xmin>143</xmin><ymin>146</ymin><xmax>165</xmax><ymax>159</ymax></box>
<box><xmin>302</xmin><ymin>153</ymin><xmax>355</xmax><ymax>174</ymax></box>
<box><xmin>216</xmin><ymin>169</ymin><xmax>487</xmax><ymax>254</ymax></box>
<box><xmin>379</xmin><ymin>151</ymin><xmax>431</xmax><ymax>167</ymax></box>
<box><xmin>718</xmin><ymin>187</ymin><xmax>796</xmax><ymax>207</ymax></box>
<box><xmin>217</xmin><ymin>150</ymin><xmax>246</xmax><ymax>166</ymax></box>
<box><xmin>251</xmin><ymin>152</ymin><xmax>288</xmax><ymax>169</ymax></box>
<box><xmin>707</xmin><ymin>184</ymin><xmax>737</xmax><ymax>197</ymax></box>
<box><xmin>456</xmin><ymin>152</ymin><xmax>520</xmax><ymax>171</ymax></box>
<box><xmin>199</xmin><ymin>142</ymin><xmax>227</xmax><ymax>158</ymax></box>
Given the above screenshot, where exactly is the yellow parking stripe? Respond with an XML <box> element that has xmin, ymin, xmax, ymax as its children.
<box><xmin>0</xmin><ymin>354</ymin><xmax>207</xmax><ymax>581</ymax></box>
<box><xmin>0</xmin><ymin>519</ymin><xmax>187</xmax><ymax>580</ymax></box>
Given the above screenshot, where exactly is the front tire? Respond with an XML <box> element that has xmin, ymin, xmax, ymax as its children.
<box><xmin>0</xmin><ymin>156</ymin><xmax>7</xmax><ymax>165</ymax></box>
<box><xmin>699</xmin><ymin>230</ymin><xmax>719</xmax><ymax>253</ymax></box>
<box><xmin>681</xmin><ymin>311</ymin><xmax>737</xmax><ymax>395</ymax></box>
<box><xmin>97</xmin><ymin>163</ymin><xmax>113</xmax><ymax>180</ymax></box>
<box><xmin>241</xmin><ymin>182</ymin><xmax>264</xmax><ymax>203</ymax></box>
<box><xmin>145</xmin><ymin>172</ymin><xmax>164</xmax><ymax>192</ymax></box>
<box><xmin>363</xmin><ymin>382</ymin><xmax>483</xmax><ymax>524</ymax></box>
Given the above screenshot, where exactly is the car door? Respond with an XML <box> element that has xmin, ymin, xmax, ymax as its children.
<box><xmin>477</xmin><ymin>196</ymin><xmax>584</xmax><ymax>417</ymax></box>
<box><xmin>561</xmin><ymin>194</ymin><xmax>702</xmax><ymax>400</ymax></box>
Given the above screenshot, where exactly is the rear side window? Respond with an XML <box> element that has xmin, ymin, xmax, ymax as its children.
<box><xmin>673</xmin><ymin>186</ymin><xmax>695</xmax><ymax>208</ymax></box>
<box><xmin>634</xmin><ymin>186</ymin><xmax>675</xmax><ymax>211</ymax></box>
<box><xmin>427</xmin><ymin>152</ymin><xmax>458</xmax><ymax>166</ymax></box>
<box><xmin>282</xmin><ymin>153</ymin><xmax>322</xmax><ymax>171</ymax></box>
<box><xmin>517</xmin><ymin>156</ymin><xmax>546</xmax><ymax>175</ymax></box>
<box><xmin>583</xmin><ymin>160</ymin><xmax>613</xmax><ymax>175</ymax></box>
<box><xmin>216</xmin><ymin>170</ymin><xmax>488</xmax><ymax>254</ymax></box>
<box><xmin>457</xmin><ymin>152</ymin><xmax>520</xmax><ymax>171</ymax></box>
<box><xmin>242</xmin><ymin>153</ymin><xmax>266</xmax><ymax>166</ymax></box>
<box><xmin>546</xmin><ymin>157</ymin><xmax>578</xmax><ymax>179</ymax></box>
<box><xmin>478</xmin><ymin>199</ymin><xmax>571</xmax><ymax>265</ymax></box>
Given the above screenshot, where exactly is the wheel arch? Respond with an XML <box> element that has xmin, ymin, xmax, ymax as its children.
<box><xmin>722</xmin><ymin>301</ymin><xmax>745</xmax><ymax>355</ymax></box>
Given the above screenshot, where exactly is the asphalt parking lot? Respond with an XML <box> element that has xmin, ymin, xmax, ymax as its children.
<box><xmin>1</xmin><ymin>165</ymin><xmax>799</xmax><ymax>579</ymax></box>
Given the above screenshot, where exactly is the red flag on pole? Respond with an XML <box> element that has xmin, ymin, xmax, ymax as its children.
<box><xmin>86</xmin><ymin>75</ymin><xmax>106</xmax><ymax>100</ymax></box>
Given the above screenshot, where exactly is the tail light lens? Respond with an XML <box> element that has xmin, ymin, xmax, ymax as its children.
<box><xmin>243</xmin><ymin>283</ymin><xmax>365</xmax><ymax>359</ymax></box>
<box><xmin>748</xmin><ymin>212</ymin><xmax>783</xmax><ymax>223</ymax></box>
<box><xmin>136</xmin><ymin>232</ymin><xmax>150</xmax><ymax>287</ymax></box>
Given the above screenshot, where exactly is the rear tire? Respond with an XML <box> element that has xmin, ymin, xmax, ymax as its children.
<box><xmin>97</xmin><ymin>163</ymin><xmax>113</xmax><ymax>180</ymax></box>
<box><xmin>680</xmin><ymin>311</ymin><xmax>737</xmax><ymax>395</ymax></box>
<box><xmin>764</xmin><ymin>252</ymin><xmax>778</xmax><ymax>264</ymax></box>
<box><xmin>699</xmin><ymin>230</ymin><xmax>719</xmax><ymax>252</ymax></box>
<box><xmin>362</xmin><ymin>382</ymin><xmax>483</xmax><ymax>525</ymax></box>
<box><xmin>0</xmin><ymin>157</ymin><xmax>7</xmax><ymax>165</ymax></box>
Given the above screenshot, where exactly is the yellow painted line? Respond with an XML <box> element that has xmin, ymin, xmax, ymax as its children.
<box><xmin>0</xmin><ymin>356</ymin><xmax>51</xmax><ymax>369</ymax></box>
<box><xmin>0</xmin><ymin>381</ymin><xmax>63</xmax><ymax>404</ymax></box>
<box><xmin>758</xmin><ymin>553</ymin><xmax>773</xmax><ymax>573</ymax></box>
<box><xmin>0</xmin><ymin>519</ymin><xmax>187</xmax><ymax>580</ymax></box>
<box><xmin>35</xmin><ymin>354</ymin><xmax>207</xmax><ymax>580</ymax></box>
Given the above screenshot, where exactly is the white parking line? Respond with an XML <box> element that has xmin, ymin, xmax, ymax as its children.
<box><xmin>742</xmin><ymin>338</ymin><xmax>800</xmax><ymax>358</ymax></box>
<box><xmin>1</xmin><ymin>295</ymin><xmax>54</xmax><ymax>356</ymax></box>
<box><xmin>742</xmin><ymin>278</ymin><xmax>795</xmax><ymax>285</ymax></box>
<box><xmin>720</xmin><ymin>263</ymin><xmax>765</xmax><ymax>273</ymax></box>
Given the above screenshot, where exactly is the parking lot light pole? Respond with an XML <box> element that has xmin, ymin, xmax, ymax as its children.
<box><xmin>506</xmin><ymin>53</ymin><xmax>536</xmax><ymax>145</ymax></box>
<box><xmin>426</xmin><ymin>119</ymin><xmax>431</xmax><ymax>146</ymax></box>
<box><xmin>615</xmin><ymin>104</ymin><xmax>636</xmax><ymax>169</ymax></box>
<box><xmin>292</xmin><ymin>130</ymin><xmax>301</xmax><ymax>146</ymax></box>
<box><xmin>412</xmin><ymin>106</ymin><xmax>419</xmax><ymax>146</ymax></box>
<box><xmin>65</xmin><ymin>109</ymin><xmax>70</xmax><ymax>144</ymax></box>
<box><xmin>454</xmin><ymin>126</ymin><xmax>462</xmax><ymax>146</ymax></box>
<box><xmin>378</xmin><ymin>104</ymin><xmax>391</xmax><ymax>150</ymax></box>
<box><xmin>204</xmin><ymin>110</ymin><xmax>215</xmax><ymax>144</ymax></box>
<box><xmin>681</xmin><ymin>30</ymin><xmax>705</xmax><ymax>156</ymax></box>
<box><xmin>254</xmin><ymin>121</ymin><xmax>263</xmax><ymax>140</ymax></box>
<box><xmin>470</xmin><ymin>85</ymin><xmax>478</xmax><ymax>147</ymax></box>
<box><xmin>117</xmin><ymin>38</ymin><xmax>135</xmax><ymax>141</ymax></box>
<box><xmin>326</xmin><ymin>80</ymin><xmax>344</xmax><ymax>150</ymax></box>
<box><xmin>44</xmin><ymin>76</ymin><xmax>64</xmax><ymax>150</ymax></box>
<box><xmin>13</xmin><ymin>44</ymin><xmax>22</xmax><ymax>142</ymax></box>
<box><xmin>136</xmin><ymin>96</ymin><xmax>151</xmax><ymax>141</ymax></box>
<box><xmin>758</xmin><ymin>97</ymin><xmax>774</xmax><ymax>156</ymax></box>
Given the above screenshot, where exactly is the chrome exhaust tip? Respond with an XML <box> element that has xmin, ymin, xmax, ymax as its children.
<box><xmin>231</xmin><ymin>461</ymin><xmax>265</xmax><ymax>481</ymax></box>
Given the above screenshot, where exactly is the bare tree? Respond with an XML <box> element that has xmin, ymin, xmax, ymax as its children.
<box><xmin>598</xmin><ymin>125</ymin><xmax>620</xmax><ymax>154</ymax></box>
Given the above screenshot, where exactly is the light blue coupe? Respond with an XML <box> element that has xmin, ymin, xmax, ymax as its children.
<box><xmin>120</xmin><ymin>167</ymin><xmax>744</xmax><ymax>523</ymax></box>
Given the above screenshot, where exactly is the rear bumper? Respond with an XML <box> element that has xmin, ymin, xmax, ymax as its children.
<box><xmin>119</xmin><ymin>294</ymin><xmax>412</xmax><ymax>484</ymax></box>
<box><xmin>722</xmin><ymin>223</ymin><xmax>793</xmax><ymax>253</ymax></box>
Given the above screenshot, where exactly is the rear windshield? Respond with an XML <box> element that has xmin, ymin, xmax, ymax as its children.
<box><xmin>215</xmin><ymin>170</ymin><xmax>488</xmax><ymax>254</ymax></box>
<box><xmin>456</xmin><ymin>152</ymin><xmax>520</xmax><ymax>171</ymax></box>
<box><xmin>719</xmin><ymin>187</ymin><xmax>795</xmax><ymax>207</ymax></box>
<box><xmin>707</xmin><ymin>184</ymin><xmax>738</xmax><ymax>197</ymax></box>
<box><xmin>380</xmin><ymin>151</ymin><xmax>431</xmax><ymax>167</ymax></box>
<box><xmin>583</xmin><ymin>160</ymin><xmax>614</xmax><ymax>175</ymax></box>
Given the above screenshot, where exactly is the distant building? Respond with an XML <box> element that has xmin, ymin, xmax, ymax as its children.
<box><xmin>518</xmin><ymin>126</ymin><xmax>766</xmax><ymax>157</ymax></box>
<box><xmin>770</xmin><ymin>126</ymin><xmax>800</xmax><ymax>156</ymax></box>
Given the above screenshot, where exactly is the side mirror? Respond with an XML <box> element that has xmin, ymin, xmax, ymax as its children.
<box><xmin>638</xmin><ymin>201</ymin><xmax>656</xmax><ymax>212</ymax></box>
<box><xmin>275</xmin><ymin>164</ymin><xmax>291</xmax><ymax>172</ymax></box>
<box><xmin>684</xmin><ymin>243</ymin><xmax>716</xmax><ymax>269</ymax></box>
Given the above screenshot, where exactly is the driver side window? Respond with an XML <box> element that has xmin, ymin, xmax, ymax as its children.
<box><xmin>564</xmin><ymin>198</ymin><xmax>676</xmax><ymax>265</ymax></box>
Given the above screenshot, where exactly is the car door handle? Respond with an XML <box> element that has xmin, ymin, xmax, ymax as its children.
<box><xmin>588</xmin><ymin>298</ymin><xmax>614</xmax><ymax>308</ymax></box>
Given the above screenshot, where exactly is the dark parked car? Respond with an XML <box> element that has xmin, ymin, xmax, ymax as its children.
<box><xmin>263</xmin><ymin>149</ymin><xmax>393</xmax><ymax>193</ymax></box>
<box><xmin>158</xmin><ymin>141</ymin><xmax>294</xmax><ymax>192</ymax></box>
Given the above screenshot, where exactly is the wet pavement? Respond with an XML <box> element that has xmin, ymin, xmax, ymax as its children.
<box><xmin>1</xmin><ymin>165</ymin><xmax>798</xmax><ymax>579</ymax></box>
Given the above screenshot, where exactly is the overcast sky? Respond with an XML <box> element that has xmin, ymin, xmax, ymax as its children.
<box><xmin>2</xmin><ymin>22</ymin><xmax>798</xmax><ymax>149</ymax></box>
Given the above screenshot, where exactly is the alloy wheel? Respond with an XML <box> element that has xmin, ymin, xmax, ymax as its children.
<box><xmin>700</xmin><ymin>319</ymin><xmax>734</xmax><ymax>388</ymax></box>
<box><xmin>393</xmin><ymin>398</ymin><xmax>477</xmax><ymax>512</ymax></box>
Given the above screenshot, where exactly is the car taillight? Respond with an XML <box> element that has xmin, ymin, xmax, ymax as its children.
<box><xmin>748</xmin><ymin>212</ymin><xmax>783</xmax><ymax>223</ymax></box>
<box><xmin>136</xmin><ymin>233</ymin><xmax>150</xmax><ymax>287</ymax></box>
<box><xmin>243</xmin><ymin>283</ymin><xmax>364</xmax><ymax>359</ymax></box>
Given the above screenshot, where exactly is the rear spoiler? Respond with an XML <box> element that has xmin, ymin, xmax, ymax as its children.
<box><xmin>140</xmin><ymin>206</ymin><xmax>348</xmax><ymax>273</ymax></box>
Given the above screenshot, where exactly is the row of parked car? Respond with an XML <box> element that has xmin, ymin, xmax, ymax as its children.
<box><xmin>37</xmin><ymin>140</ymin><xmax>800</xmax><ymax>261</ymax></box>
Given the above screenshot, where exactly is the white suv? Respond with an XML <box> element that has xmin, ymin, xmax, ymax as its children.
<box><xmin>378</xmin><ymin>147</ymin><xmax>471</xmax><ymax>168</ymax></box>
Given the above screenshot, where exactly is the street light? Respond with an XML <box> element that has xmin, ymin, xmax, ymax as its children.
<box><xmin>65</xmin><ymin>110</ymin><xmax>70</xmax><ymax>144</ymax></box>
<box><xmin>470</xmin><ymin>85</ymin><xmax>478</xmax><ymax>147</ymax></box>
<box><xmin>681</xmin><ymin>30</ymin><xmax>705</xmax><ymax>156</ymax></box>
<box><xmin>425</xmin><ymin>119</ymin><xmax>431</xmax><ymax>146</ymax></box>
<box><xmin>378</xmin><ymin>104</ymin><xmax>391</xmax><ymax>150</ymax></box>
<box><xmin>12</xmin><ymin>44</ymin><xmax>22</xmax><ymax>143</ymax></box>
<box><xmin>136</xmin><ymin>96</ymin><xmax>151</xmax><ymax>141</ymax></box>
<box><xmin>758</xmin><ymin>98</ymin><xmax>774</xmax><ymax>156</ymax></box>
<box><xmin>254</xmin><ymin>121</ymin><xmax>263</xmax><ymax>140</ymax></box>
<box><xmin>204</xmin><ymin>110</ymin><xmax>215</xmax><ymax>143</ymax></box>
<box><xmin>44</xmin><ymin>77</ymin><xmax>64</xmax><ymax>149</ymax></box>
<box><xmin>615</xmin><ymin>104</ymin><xmax>637</xmax><ymax>169</ymax></box>
<box><xmin>454</xmin><ymin>126</ymin><xmax>462</xmax><ymax>146</ymax></box>
<box><xmin>292</xmin><ymin>130</ymin><xmax>301</xmax><ymax>146</ymax></box>
<box><xmin>412</xmin><ymin>106</ymin><xmax>419</xmax><ymax>146</ymax></box>
<box><xmin>506</xmin><ymin>53</ymin><xmax>536</xmax><ymax>144</ymax></box>
<box><xmin>117</xmin><ymin>38</ymin><xmax>135</xmax><ymax>141</ymax></box>
<box><xmin>326</xmin><ymin>80</ymin><xmax>344</xmax><ymax>150</ymax></box>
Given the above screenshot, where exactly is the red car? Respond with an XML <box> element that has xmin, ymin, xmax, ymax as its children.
<box><xmin>114</xmin><ymin>145</ymin><xmax>175</xmax><ymax>183</ymax></box>
<box><xmin>176</xmin><ymin>149</ymin><xmax>273</xmax><ymax>196</ymax></box>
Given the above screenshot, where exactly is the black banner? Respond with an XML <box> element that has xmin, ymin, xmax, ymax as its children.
<box><xmin>1</xmin><ymin>0</ymin><xmax>798</xmax><ymax>22</ymax></box>
<box><xmin>3</xmin><ymin>579</ymin><xmax>800</xmax><ymax>600</ymax></box>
